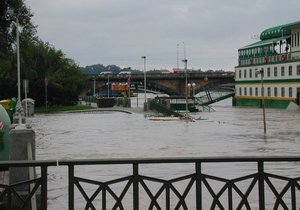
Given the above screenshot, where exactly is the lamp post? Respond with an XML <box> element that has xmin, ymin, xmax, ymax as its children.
<box><xmin>182</xmin><ymin>59</ymin><xmax>188</xmax><ymax>118</ymax></box>
<box><xmin>107</xmin><ymin>74</ymin><xmax>110</xmax><ymax>97</ymax></box>
<box><xmin>256</xmin><ymin>69</ymin><xmax>267</xmax><ymax>134</ymax></box>
<box><xmin>183</xmin><ymin>41</ymin><xmax>186</xmax><ymax>60</ymax></box>
<box><xmin>127</xmin><ymin>67</ymin><xmax>131</xmax><ymax>108</ymax></box>
<box><xmin>93</xmin><ymin>76</ymin><xmax>96</xmax><ymax>97</ymax></box>
<box><xmin>192</xmin><ymin>83</ymin><xmax>196</xmax><ymax>97</ymax></box>
<box><xmin>176</xmin><ymin>43</ymin><xmax>180</xmax><ymax>70</ymax></box>
<box><xmin>141</xmin><ymin>56</ymin><xmax>147</xmax><ymax>110</ymax></box>
<box><xmin>8</xmin><ymin>9</ymin><xmax>23</xmax><ymax>125</ymax></box>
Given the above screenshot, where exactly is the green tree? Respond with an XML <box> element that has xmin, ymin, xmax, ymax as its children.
<box><xmin>0</xmin><ymin>0</ymin><xmax>86</xmax><ymax>106</ymax></box>
<box><xmin>21</xmin><ymin>40</ymin><xmax>86</xmax><ymax>106</ymax></box>
<box><xmin>0</xmin><ymin>0</ymin><xmax>37</xmax><ymax>99</ymax></box>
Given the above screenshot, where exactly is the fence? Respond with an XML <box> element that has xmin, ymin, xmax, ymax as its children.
<box><xmin>0</xmin><ymin>156</ymin><xmax>299</xmax><ymax>210</ymax></box>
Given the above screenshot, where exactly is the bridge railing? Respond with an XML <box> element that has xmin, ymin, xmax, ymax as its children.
<box><xmin>0</xmin><ymin>157</ymin><xmax>299</xmax><ymax>210</ymax></box>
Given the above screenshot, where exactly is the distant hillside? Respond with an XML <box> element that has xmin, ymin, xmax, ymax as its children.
<box><xmin>80</xmin><ymin>64</ymin><xmax>122</xmax><ymax>75</ymax></box>
<box><xmin>80</xmin><ymin>64</ymin><xmax>145</xmax><ymax>75</ymax></box>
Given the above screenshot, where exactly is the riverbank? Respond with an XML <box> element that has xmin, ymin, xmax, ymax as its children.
<box><xmin>35</xmin><ymin>104</ymin><xmax>95</xmax><ymax>114</ymax></box>
<box><xmin>35</xmin><ymin>103</ymin><xmax>146</xmax><ymax>115</ymax></box>
<box><xmin>63</xmin><ymin>106</ymin><xmax>144</xmax><ymax>114</ymax></box>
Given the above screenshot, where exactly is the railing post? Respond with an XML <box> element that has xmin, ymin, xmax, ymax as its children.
<box><xmin>196</xmin><ymin>161</ymin><xmax>202</xmax><ymax>210</ymax></box>
<box><xmin>291</xmin><ymin>180</ymin><xmax>296</xmax><ymax>210</ymax></box>
<box><xmin>133</xmin><ymin>163</ymin><xmax>139</xmax><ymax>210</ymax></box>
<box><xmin>7</xmin><ymin>187</ymin><xmax>12</xmax><ymax>210</ymax></box>
<box><xmin>68</xmin><ymin>165</ymin><xmax>74</xmax><ymax>210</ymax></box>
<box><xmin>41</xmin><ymin>165</ymin><xmax>48</xmax><ymax>210</ymax></box>
<box><xmin>228</xmin><ymin>182</ymin><xmax>232</xmax><ymax>210</ymax></box>
<box><xmin>258</xmin><ymin>161</ymin><xmax>265</xmax><ymax>210</ymax></box>
<box><xmin>102</xmin><ymin>184</ymin><xmax>106</xmax><ymax>210</ymax></box>
<box><xmin>166</xmin><ymin>183</ymin><xmax>170</xmax><ymax>210</ymax></box>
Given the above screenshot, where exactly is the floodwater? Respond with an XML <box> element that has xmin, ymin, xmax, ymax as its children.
<box><xmin>28</xmin><ymin>94</ymin><xmax>300</xmax><ymax>209</ymax></box>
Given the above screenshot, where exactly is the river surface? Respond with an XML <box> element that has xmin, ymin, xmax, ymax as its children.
<box><xmin>28</xmin><ymin>94</ymin><xmax>300</xmax><ymax>209</ymax></box>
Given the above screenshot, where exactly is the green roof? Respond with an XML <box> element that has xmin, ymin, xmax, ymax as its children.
<box><xmin>240</xmin><ymin>35</ymin><xmax>290</xmax><ymax>50</ymax></box>
<box><xmin>239</xmin><ymin>20</ymin><xmax>300</xmax><ymax>50</ymax></box>
<box><xmin>260</xmin><ymin>20</ymin><xmax>300</xmax><ymax>40</ymax></box>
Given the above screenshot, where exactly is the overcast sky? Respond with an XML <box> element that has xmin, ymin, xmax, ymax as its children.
<box><xmin>25</xmin><ymin>0</ymin><xmax>300</xmax><ymax>71</ymax></box>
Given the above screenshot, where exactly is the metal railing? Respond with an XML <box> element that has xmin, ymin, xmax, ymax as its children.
<box><xmin>0</xmin><ymin>156</ymin><xmax>299</xmax><ymax>210</ymax></box>
<box><xmin>60</xmin><ymin>156</ymin><xmax>300</xmax><ymax>210</ymax></box>
<box><xmin>0</xmin><ymin>160</ymin><xmax>57</xmax><ymax>210</ymax></box>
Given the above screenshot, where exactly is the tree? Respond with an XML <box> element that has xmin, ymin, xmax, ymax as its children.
<box><xmin>0</xmin><ymin>0</ymin><xmax>86</xmax><ymax>106</ymax></box>
<box><xmin>21</xmin><ymin>40</ymin><xmax>86</xmax><ymax>106</ymax></box>
<box><xmin>0</xmin><ymin>0</ymin><xmax>37</xmax><ymax>99</ymax></box>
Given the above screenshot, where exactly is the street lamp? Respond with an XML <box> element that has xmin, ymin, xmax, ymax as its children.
<box><xmin>8</xmin><ymin>9</ymin><xmax>23</xmax><ymax>126</ymax></box>
<box><xmin>127</xmin><ymin>67</ymin><xmax>131</xmax><ymax>108</ymax></box>
<box><xmin>141</xmin><ymin>56</ymin><xmax>147</xmax><ymax>110</ymax></box>
<box><xmin>176</xmin><ymin>43</ymin><xmax>180</xmax><ymax>70</ymax></box>
<box><xmin>192</xmin><ymin>83</ymin><xmax>196</xmax><ymax>97</ymax></box>
<box><xmin>256</xmin><ymin>69</ymin><xmax>267</xmax><ymax>134</ymax></box>
<box><xmin>183</xmin><ymin>41</ymin><xmax>186</xmax><ymax>60</ymax></box>
<box><xmin>182</xmin><ymin>59</ymin><xmax>188</xmax><ymax>118</ymax></box>
<box><xmin>93</xmin><ymin>76</ymin><xmax>96</xmax><ymax>97</ymax></box>
<box><xmin>107</xmin><ymin>74</ymin><xmax>110</xmax><ymax>97</ymax></box>
<box><xmin>188</xmin><ymin>83</ymin><xmax>191</xmax><ymax>97</ymax></box>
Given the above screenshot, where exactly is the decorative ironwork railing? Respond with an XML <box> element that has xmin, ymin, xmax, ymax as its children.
<box><xmin>0</xmin><ymin>157</ymin><xmax>299</xmax><ymax>210</ymax></box>
<box><xmin>0</xmin><ymin>160</ymin><xmax>57</xmax><ymax>210</ymax></box>
<box><xmin>59</xmin><ymin>157</ymin><xmax>300</xmax><ymax>210</ymax></box>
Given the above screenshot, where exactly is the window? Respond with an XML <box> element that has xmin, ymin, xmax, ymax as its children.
<box><xmin>281</xmin><ymin>66</ymin><xmax>285</xmax><ymax>76</ymax></box>
<box><xmin>281</xmin><ymin>87</ymin><xmax>285</xmax><ymax>97</ymax></box>
<box><xmin>274</xmin><ymin>67</ymin><xmax>278</xmax><ymax>77</ymax></box>
<box><xmin>244</xmin><ymin>69</ymin><xmax>247</xmax><ymax>78</ymax></box>
<box><xmin>289</xmin><ymin>87</ymin><xmax>293</xmax><ymax>97</ymax></box>
<box><xmin>267</xmin><ymin>68</ymin><xmax>271</xmax><ymax>77</ymax></box>
<box><xmin>255</xmin><ymin>69</ymin><xmax>258</xmax><ymax>78</ymax></box>
<box><xmin>249</xmin><ymin>69</ymin><xmax>252</xmax><ymax>78</ymax></box>
<box><xmin>239</xmin><ymin>70</ymin><xmax>242</xmax><ymax>78</ymax></box>
<box><xmin>239</xmin><ymin>88</ymin><xmax>242</xmax><ymax>96</ymax></box>
<box><xmin>297</xmin><ymin>87</ymin><xmax>300</xmax><ymax>94</ymax></box>
<box><xmin>255</xmin><ymin>87</ymin><xmax>258</xmax><ymax>96</ymax></box>
<box><xmin>289</xmin><ymin>66</ymin><xmax>293</xmax><ymax>76</ymax></box>
<box><xmin>244</xmin><ymin>87</ymin><xmax>247</xmax><ymax>96</ymax></box>
<box><xmin>267</xmin><ymin>87</ymin><xmax>271</xmax><ymax>96</ymax></box>
<box><xmin>274</xmin><ymin>87</ymin><xmax>278</xmax><ymax>97</ymax></box>
<box><xmin>250</xmin><ymin>87</ymin><xmax>253</xmax><ymax>96</ymax></box>
<box><xmin>297</xmin><ymin>65</ymin><xmax>300</xmax><ymax>75</ymax></box>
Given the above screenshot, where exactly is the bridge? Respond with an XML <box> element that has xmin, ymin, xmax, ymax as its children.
<box><xmin>87</xmin><ymin>72</ymin><xmax>235</xmax><ymax>96</ymax></box>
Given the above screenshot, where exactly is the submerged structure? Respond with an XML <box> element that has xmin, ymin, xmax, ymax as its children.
<box><xmin>234</xmin><ymin>21</ymin><xmax>300</xmax><ymax>108</ymax></box>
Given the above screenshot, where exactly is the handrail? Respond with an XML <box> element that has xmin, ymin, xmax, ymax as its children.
<box><xmin>0</xmin><ymin>156</ymin><xmax>299</xmax><ymax>210</ymax></box>
<box><xmin>58</xmin><ymin>156</ymin><xmax>300</xmax><ymax>165</ymax></box>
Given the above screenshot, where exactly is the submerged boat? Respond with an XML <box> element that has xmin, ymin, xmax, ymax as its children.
<box><xmin>147</xmin><ymin>116</ymin><xmax>181</xmax><ymax>121</ymax></box>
